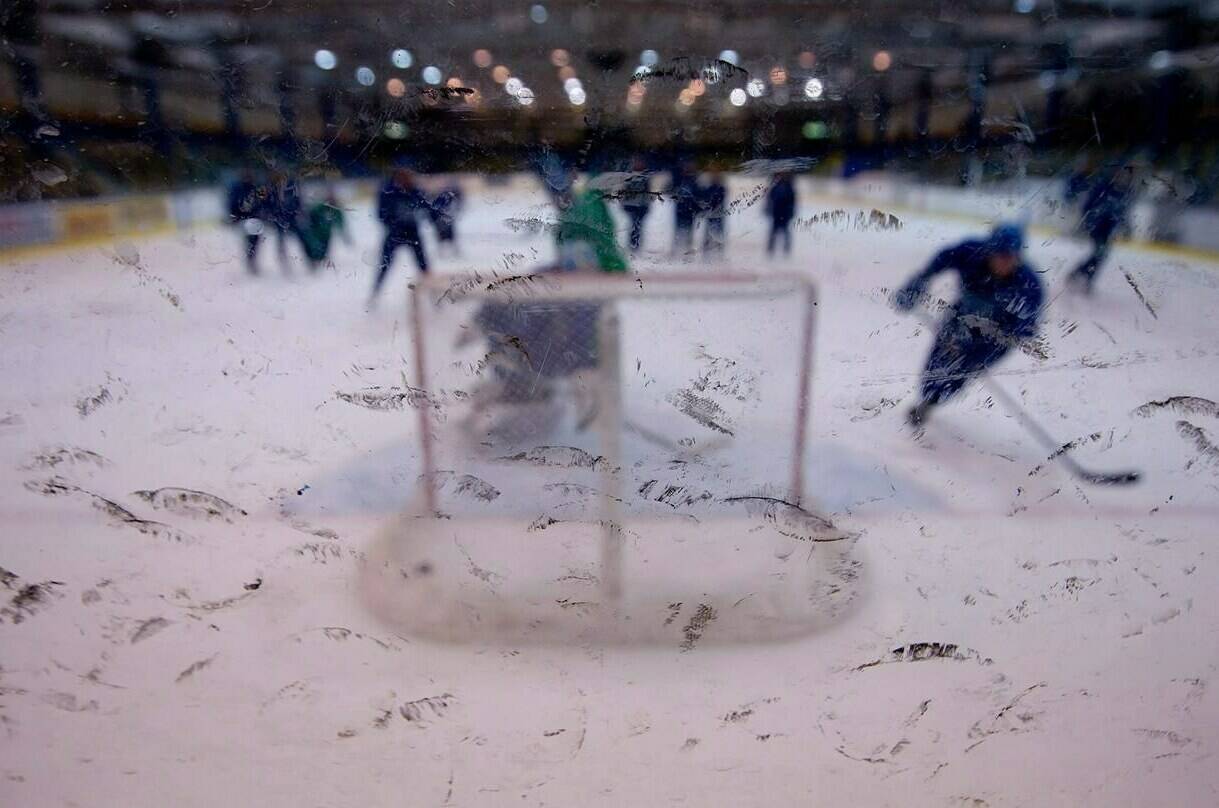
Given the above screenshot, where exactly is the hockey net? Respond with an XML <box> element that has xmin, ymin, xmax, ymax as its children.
<box><xmin>363</xmin><ymin>268</ymin><xmax>860</xmax><ymax>644</ymax></box>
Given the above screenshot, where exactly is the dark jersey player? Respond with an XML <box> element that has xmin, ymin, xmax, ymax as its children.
<box><xmin>893</xmin><ymin>223</ymin><xmax>1044</xmax><ymax>428</ymax></box>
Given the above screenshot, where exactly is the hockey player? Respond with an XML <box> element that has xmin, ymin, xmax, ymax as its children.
<box><xmin>620</xmin><ymin>155</ymin><xmax>653</xmax><ymax>253</ymax></box>
<box><xmin>267</xmin><ymin>170</ymin><xmax>306</xmax><ymax>274</ymax></box>
<box><xmin>765</xmin><ymin>171</ymin><xmax>797</xmax><ymax>257</ymax></box>
<box><xmin>668</xmin><ymin>161</ymin><xmax>701</xmax><ymax>255</ymax></box>
<box><xmin>299</xmin><ymin>187</ymin><xmax>352</xmax><ymax>269</ymax></box>
<box><xmin>427</xmin><ymin>181</ymin><xmax>464</xmax><ymax>257</ymax></box>
<box><xmin>371</xmin><ymin>166</ymin><xmax>430</xmax><ymax>302</ymax></box>
<box><xmin>1066</xmin><ymin>163</ymin><xmax>1136</xmax><ymax>294</ymax></box>
<box><xmin>554</xmin><ymin>171</ymin><xmax>628</xmax><ymax>272</ymax></box>
<box><xmin>700</xmin><ymin>171</ymin><xmax>727</xmax><ymax>256</ymax></box>
<box><xmin>893</xmin><ymin>223</ymin><xmax>1044</xmax><ymax>428</ymax></box>
<box><xmin>227</xmin><ymin>168</ymin><xmax>267</xmax><ymax>275</ymax></box>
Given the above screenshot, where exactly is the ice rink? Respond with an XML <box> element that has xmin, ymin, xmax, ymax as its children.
<box><xmin>3</xmin><ymin>175</ymin><xmax>1219</xmax><ymax>806</ymax></box>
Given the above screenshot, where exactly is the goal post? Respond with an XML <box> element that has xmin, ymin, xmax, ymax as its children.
<box><xmin>369</xmin><ymin>268</ymin><xmax>848</xmax><ymax>643</ymax></box>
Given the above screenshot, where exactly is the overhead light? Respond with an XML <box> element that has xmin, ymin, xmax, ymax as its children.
<box><xmin>1149</xmin><ymin>50</ymin><xmax>1172</xmax><ymax>71</ymax></box>
<box><xmin>568</xmin><ymin>87</ymin><xmax>586</xmax><ymax>105</ymax></box>
<box><xmin>729</xmin><ymin>88</ymin><xmax>747</xmax><ymax>107</ymax></box>
<box><xmin>356</xmin><ymin>66</ymin><xmax>376</xmax><ymax>86</ymax></box>
<box><xmin>678</xmin><ymin>89</ymin><xmax>696</xmax><ymax>106</ymax></box>
<box><xmin>384</xmin><ymin>121</ymin><xmax>408</xmax><ymax>140</ymax></box>
<box><xmin>689</xmin><ymin>78</ymin><xmax>706</xmax><ymax>97</ymax></box>
<box><xmin>702</xmin><ymin>64</ymin><xmax>722</xmax><ymax>84</ymax></box>
<box><xmin>386</xmin><ymin>78</ymin><xmax>406</xmax><ymax>98</ymax></box>
<box><xmin>492</xmin><ymin>65</ymin><xmax>510</xmax><ymax>83</ymax></box>
<box><xmin>550</xmin><ymin>49</ymin><xmax>570</xmax><ymax>67</ymax></box>
<box><xmin>391</xmin><ymin>49</ymin><xmax>413</xmax><ymax>69</ymax></box>
<box><xmin>446</xmin><ymin>77</ymin><xmax>463</xmax><ymax>88</ymax></box>
<box><xmin>564</xmin><ymin>77</ymin><xmax>582</xmax><ymax>93</ymax></box>
<box><xmin>473</xmin><ymin>49</ymin><xmax>492</xmax><ymax>68</ymax></box>
<box><xmin>313</xmin><ymin>50</ymin><xmax>337</xmax><ymax>71</ymax></box>
<box><xmin>422</xmin><ymin>65</ymin><xmax>442</xmax><ymax>85</ymax></box>
<box><xmin>873</xmin><ymin>51</ymin><xmax>892</xmax><ymax>72</ymax></box>
<box><xmin>1014</xmin><ymin>0</ymin><xmax>1036</xmax><ymax>13</ymax></box>
<box><xmin>799</xmin><ymin>51</ymin><xmax>816</xmax><ymax>70</ymax></box>
<box><xmin>718</xmin><ymin>50</ymin><xmax>740</xmax><ymax>66</ymax></box>
<box><xmin>517</xmin><ymin>87</ymin><xmax>535</xmax><ymax>106</ymax></box>
<box><xmin>641</xmin><ymin>49</ymin><xmax>659</xmax><ymax>67</ymax></box>
<box><xmin>530</xmin><ymin>4</ymin><xmax>548</xmax><ymax>24</ymax></box>
<box><xmin>505</xmin><ymin>77</ymin><xmax>524</xmax><ymax>96</ymax></box>
<box><xmin>746</xmin><ymin>78</ymin><xmax>765</xmax><ymax>97</ymax></box>
<box><xmin>802</xmin><ymin>121</ymin><xmax>829</xmax><ymax>140</ymax></box>
<box><xmin>804</xmin><ymin>77</ymin><xmax>823</xmax><ymax>100</ymax></box>
<box><xmin>769</xmin><ymin>66</ymin><xmax>788</xmax><ymax>86</ymax></box>
<box><xmin>558</xmin><ymin>66</ymin><xmax>577</xmax><ymax>81</ymax></box>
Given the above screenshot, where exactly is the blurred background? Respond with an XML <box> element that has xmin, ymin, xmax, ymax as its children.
<box><xmin>1</xmin><ymin>0</ymin><xmax>1217</xmax><ymax>202</ymax></box>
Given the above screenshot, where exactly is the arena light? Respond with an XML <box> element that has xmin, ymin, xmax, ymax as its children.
<box><xmin>558</xmin><ymin>65</ymin><xmax>577</xmax><ymax>81</ymax></box>
<box><xmin>391</xmin><ymin>49</ymin><xmax>413</xmax><ymax>69</ymax></box>
<box><xmin>386</xmin><ymin>78</ymin><xmax>406</xmax><ymax>98</ymax></box>
<box><xmin>313</xmin><ymin>49</ymin><xmax>337</xmax><ymax>70</ymax></box>
<box><xmin>550</xmin><ymin>49</ymin><xmax>570</xmax><ymax>67</ymax></box>
<box><xmin>356</xmin><ymin>66</ymin><xmax>376</xmax><ymax>86</ymax></box>
<box><xmin>804</xmin><ymin>77</ymin><xmax>824</xmax><ymax>100</ymax></box>
<box><xmin>769</xmin><ymin>66</ymin><xmax>788</xmax><ymax>86</ymax></box>
<box><xmin>729</xmin><ymin>88</ymin><xmax>747</xmax><ymax>106</ymax></box>
<box><xmin>873</xmin><ymin>51</ymin><xmax>892</xmax><ymax>72</ymax></box>
<box><xmin>703</xmin><ymin>64</ymin><xmax>722</xmax><ymax>84</ymax></box>
<box><xmin>530</xmin><ymin>4</ymin><xmax>548</xmax><ymax>24</ymax></box>
<box><xmin>517</xmin><ymin>87</ymin><xmax>535</xmax><ymax>106</ymax></box>
<box><xmin>492</xmin><ymin>65</ymin><xmax>510</xmax><ymax>83</ymax></box>
<box><xmin>627</xmin><ymin>85</ymin><xmax>646</xmax><ymax>107</ymax></box>
<box><xmin>641</xmin><ymin>49</ymin><xmax>659</xmax><ymax>67</ymax></box>
<box><xmin>1149</xmin><ymin>50</ymin><xmax>1172</xmax><ymax>71</ymax></box>
<box><xmin>689</xmin><ymin>78</ymin><xmax>706</xmax><ymax>97</ymax></box>
<box><xmin>564</xmin><ymin>77</ymin><xmax>582</xmax><ymax>93</ymax></box>
<box><xmin>746</xmin><ymin>78</ymin><xmax>765</xmax><ymax>97</ymax></box>
<box><xmin>799</xmin><ymin>50</ymin><xmax>816</xmax><ymax>70</ymax></box>
<box><xmin>422</xmin><ymin>65</ymin><xmax>442</xmax><ymax>85</ymax></box>
<box><xmin>1014</xmin><ymin>0</ymin><xmax>1036</xmax><ymax>12</ymax></box>
<box><xmin>505</xmin><ymin>77</ymin><xmax>524</xmax><ymax>96</ymax></box>
<box><xmin>473</xmin><ymin>49</ymin><xmax>492</xmax><ymax>68</ymax></box>
<box><xmin>446</xmin><ymin>77</ymin><xmax>463</xmax><ymax>89</ymax></box>
<box><xmin>719</xmin><ymin>49</ymin><xmax>740</xmax><ymax>66</ymax></box>
<box><xmin>678</xmin><ymin>88</ymin><xmax>696</xmax><ymax>106</ymax></box>
<box><xmin>568</xmin><ymin>87</ymin><xmax>586</xmax><ymax>106</ymax></box>
<box><xmin>384</xmin><ymin>121</ymin><xmax>408</xmax><ymax>139</ymax></box>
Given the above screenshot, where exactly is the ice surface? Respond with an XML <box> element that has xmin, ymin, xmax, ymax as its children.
<box><xmin>2</xmin><ymin>174</ymin><xmax>1218</xmax><ymax>805</ymax></box>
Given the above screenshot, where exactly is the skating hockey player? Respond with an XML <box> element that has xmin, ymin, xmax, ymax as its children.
<box><xmin>620</xmin><ymin>155</ymin><xmax>653</xmax><ymax>254</ymax></box>
<box><xmin>427</xmin><ymin>182</ymin><xmax>464</xmax><ymax>257</ymax></box>
<box><xmin>226</xmin><ymin>168</ymin><xmax>268</xmax><ymax>275</ymax></box>
<box><xmin>765</xmin><ymin>171</ymin><xmax>797</xmax><ymax>257</ymax></box>
<box><xmin>700</xmin><ymin>171</ymin><xmax>727</xmax><ymax>256</ymax></box>
<box><xmin>892</xmin><ymin>223</ymin><xmax>1044</xmax><ymax>429</ymax></box>
<box><xmin>370</xmin><ymin>166</ymin><xmax>431</xmax><ymax>303</ymax></box>
<box><xmin>1066</xmin><ymin>163</ymin><xmax>1136</xmax><ymax>294</ymax></box>
<box><xmin>300</xmin><ymin>187</ymin><xmax>351</xmax><ymax>269</ymax></box>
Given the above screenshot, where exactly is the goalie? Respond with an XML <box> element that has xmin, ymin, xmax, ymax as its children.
<box><xmin>464</xmin><ymin>170</ymin><xmax>628</xmax><ymax>437</ymax></box>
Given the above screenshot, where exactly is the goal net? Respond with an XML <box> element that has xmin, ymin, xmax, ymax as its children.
<box><xmin>363</xmin><ymin>268</ymin><xmax>859</xmax><ymax>644</ymax></box>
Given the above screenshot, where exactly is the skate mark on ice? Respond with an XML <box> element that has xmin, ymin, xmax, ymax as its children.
<box><xmin>496</xmin><ymin>445</ymin><xmax>609</xmax><ymax>471</ymax></box>
<box><xmin>690</xmin><ymin>349</ymin><xmax>758</xmax><ymax>402</ymax></box>
<box><xmin>793</xmin><ymin>208</ymin><xmax>903</xmax><ymax>233</ymax></box>
<box><xmin>667</xmin><ymin>389</ymin><xmax>734</xmax><ymax>436</ymax></box>
<box><xmin>22</xmin><ymin>447</ymin><xmax>107</xmax><ymax>470</ymax></box>
<box><xmin>663</xmin><ymin>602</ymin><xmax>682</xmax><ymax>626</ymax></box>
<box><xmin>854</xmin><ymin>643</ymin><xmax>993</xmax><ymax>672</ymax></box>
<box><xmin>1</xmin><ymin>568</ymin><xmax>64</xmax><ymax>624</ymax></box>
<box><xmin>1134</xmin><ymin>396</ymin><xmax>1219</xmax><ymax>420</ymax></box>
<box><xmin>175</xmin><ymin>654</ymin><xmax>217</xmax><ymax>683</ymax></box>
<box><xmin>132</xmin><ymin>487</ymin><xmax>248</xmax><ymax>522</ymax></box>
<box><xmin>850</xmin><ymin>397</ymin><xmax>899</xmax><ymax>422</ymax></box>
<box><xmin>42</xmin><ymin>692</ymin><xmax>99</xmax><ymax>713</ymax></box>
<box><xmin>288</xmin><ymin>626</ymin><xmax>402</xmax><ymax>652</ymax></box>
<box><xmin>25</xmin><ymin>477</ymin><xmax>193</xmax><ymax>543</ymax></box>
<box><xmin>722</xmin><ymin>494</ymin><xmax>858</xmax><ymax>543</ymax></box>
<box><xmin>130</xmin><ymin>616</ymin><xmax>171</xmax><ymax>644</ymax></box>
<box><xmin>964</xmin><ymin>682</ymin><xmax>1046</xmax><ymax>753</ymax></box>
<box><xmin>1123</xmin><ymin>269</ymin><xmax>1158</xmax><ymax>319</ymax></box>
<box><xmin>1176</xmin><ymin>420</ymin><xmax>1219</xmax><ymax>469</ymax></box>
<box><xmin>399</xmin><ymin>693</ymin><xmax>455</xmax><ymax>723</ymax></box>
<box><xmin>679</xmin><ymin>603</ymin><xmax>717</xmax><ymax>651</ymax></box>
<box><xmin>75</xmin><ymin>385</ymin><xmax>113</xmax><ymax>418</ymax></box>
<box><xmin>420</xmin><ymin>471</ymin><xmax>500</xmax><ymax>502</ymax></box>
<box><xmin>335</xmin><ymin>385</ymin><xmax>439</xmax><ymax>412</ymax></box>
<box><xmin>637</xmin><ymin>479</ymin><xmax>713</xmax><ymax>509</ymax></box>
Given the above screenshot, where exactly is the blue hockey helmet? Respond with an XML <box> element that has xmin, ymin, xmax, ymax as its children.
<box><xmin>987</xmin><ymin>222</ymin><xmax>1025</xmax><ymax>255</ymax></box>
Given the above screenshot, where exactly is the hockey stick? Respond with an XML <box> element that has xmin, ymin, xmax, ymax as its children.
<box><xmin>913</xmin><ymin>311</ymin><xmax>1141</xmax><ymax>486</ymax></box>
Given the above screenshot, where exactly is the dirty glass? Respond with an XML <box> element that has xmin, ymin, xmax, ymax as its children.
<box><xmin>2</xmin><ymin>0</ymin><xmax>1217</xmax><ymax>804</ymax></box>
